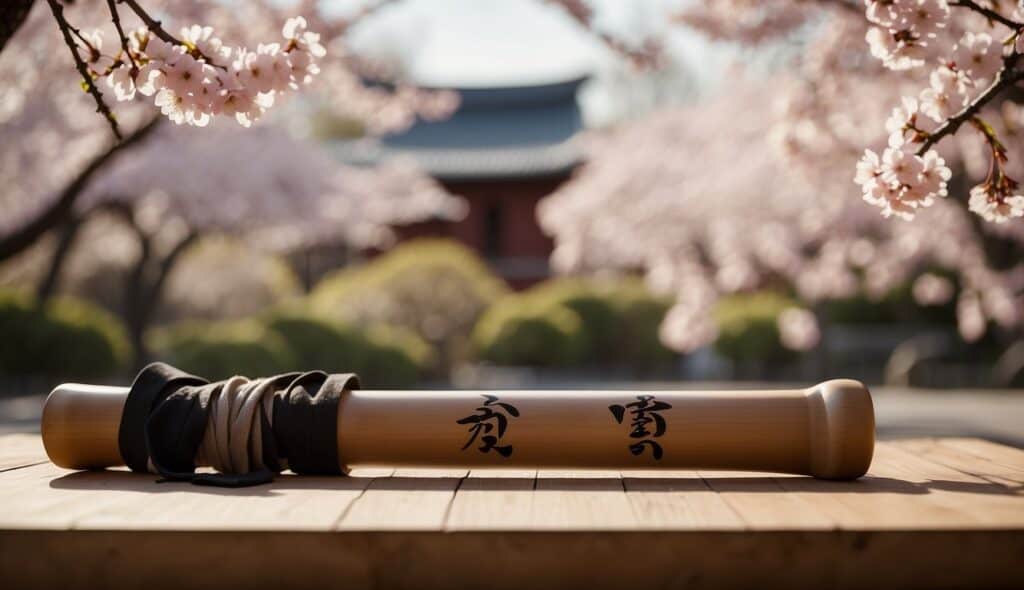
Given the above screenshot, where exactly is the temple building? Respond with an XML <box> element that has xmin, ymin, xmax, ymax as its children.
<box><xmin>332</xmin><ymin>76</ymin><xmax>587</xmax><ymax>289</ymax></box>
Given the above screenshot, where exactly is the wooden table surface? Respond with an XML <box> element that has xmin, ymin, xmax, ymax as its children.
<box><xmin>1</xmin><ymin>434</ymin><xmax>1022</xmax><ymax>589</ymax></box>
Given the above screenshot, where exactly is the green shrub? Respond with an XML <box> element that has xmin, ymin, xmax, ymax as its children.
<box><xmin>713</xmin><ymin>292</ymin><xmax>796</xmax><ymax>362</ymax></box>
<box><xmin>473</xmin><ymin>277</ymin><xmax>675</xmax><ymax>369</ymax></box>
<box><xmin>0</xmin><ymin>290</ymin><xmax>129</xmax><ymax>379</ymax></box>
<box><xmin>359</xmin><ymin>325</ymin><xmax>432</xmax><ymax>388</ymax></box>
<box><xmin>473</xmin><ymin>298</ymin><xmax>587</xmax><ymax>367</ymax></box>
<box><xmin>824</xmin><ymin>282</ymin><xmax>956</xmax><ymax>326</ymax></box>
<box><xmin>264</xmin><ymin>312</ymin><xmax>431</xmax><ymax>387</ymax></box>
<box><xmin>612</xmin><ymin>285</ymin><xmax>676</xmax><ymax>369</ymax></box>
<box><xmin>153</xmin><ymin>313</ymin><xmax>431</xmax><ymax>387</ymax></box>
<box><xmin>150</xmin><ymin>320</ymin><xmax>295</xmax><ymax>381</ymax></box>
<box><xmin>520</xmin><ymin>279</ymin><xmax>620</xmax><ymax>362</ymax></box>
<box><xmin>310</xmin><ymin>239</ymin><xmax>508</xmax><ymax>370</ymax></box>
<box><xmin>263</xmin><ymin>313</ymin><xmax>367</xmax><ymax>373</ymax></box>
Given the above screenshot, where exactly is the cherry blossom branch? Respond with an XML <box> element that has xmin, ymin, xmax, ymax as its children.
<box><xmin>117</xmin><ymin>0</ymin><xmax>223</xmax><ymax>67</ymax></box>
<box><xmin>916</xmin><ymin>52</ymin><xmax>1024</xmax><ymax>155</ymax></box>
<box><xmin>950</xmin><ymin>0</ymin><xmax>1024</xmax><ymax>30</ymax></box>
<box><xmin>117</xmin><ymin>0</ymin><xmax>180</xmax><ymax>46</ymax></box>
<box><xmin>106</xmin><ymin>0</ymin><xmax>138</xmax><ymax>72</ymax></box>
<box><xmin>45</xmin><ymin>0</ymin><xmax>121</xmax><ymax>140</ymax></box>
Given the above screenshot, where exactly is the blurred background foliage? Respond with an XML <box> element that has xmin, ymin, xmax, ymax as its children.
<box><xmin>0</xmin><ymin>236</ymin><xmax>1015</xmax><ymax>387</ymax></box>
<box><xmin>474</xmin><ymin>278</ymin><xmax>674</xmax><ymax>371</ymax></box>
<box><xmin>309</xmin><ymin>239</ymin><xmax>508</xmax><ymax>372</ymax></box>
<box><xmin>713</xmin><ymin>292</ymin><xmax>799</xmax><ymax>363</ymax></box>
<box><xmin>0</xmin><ymin>291</ymin><xmax>129</xmax><ymax>379</ymax></box>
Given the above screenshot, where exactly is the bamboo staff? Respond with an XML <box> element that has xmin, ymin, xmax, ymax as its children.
<box><xmin>42</xmin><ymin>378</ymin><xmax>874</xmax><ymax>479</ymax></box>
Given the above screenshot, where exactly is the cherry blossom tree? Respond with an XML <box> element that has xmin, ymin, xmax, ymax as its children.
<box><xmin>538</xmin><ymin>0</ymin><xmax>1024</xmax><ymax>355</ymax></box>
<box><xmin>0</xmin><ymin>0</ymin><xmax>457</xmax><ymax>265</ymax></box>
<box><xmin>44</xmin><ymin>121</ymin><xmax>465</xmax><ymax>366</ymax></box>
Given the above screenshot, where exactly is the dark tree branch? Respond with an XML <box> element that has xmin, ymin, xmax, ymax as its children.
<box><xmin>145</xmin><ymin>230</ymin><xmax>197</xmax><ymax>305</ymax></box>
<box><xmin>118</xmin><ymin>0</ymin><xmax>223</xmax><ymax>67</ymax></box>
<box><xmin>0</xmin><ymin>0</ymin><xmax>35</xmax><ymax>54</ymax></box>
<box><xmin>35</xmin><ymin>214</ymin><xmax>83</xmax><ymax>302</ymax></box>
<box><xmin>0</xmin><ymin>116</ymin><xmax>161</xmax><ymax>262</ymax></box>
<box><xmin>106</xmin><ymin>0</ymin><xmax>137</xmax><ymax>71</ymax></box>
<box><xmin>950</xmin><ymin>0</ymin><xmax>1024</xmax><ymax>31</ymax></box>
<box><xmin>45</xmin><ymin>0</ymin><xmax>121</xmax><ymax>140</ymax></box>
<box><xmin>118</xmin><ymin>0</ymin><xmax>180</xmax><ymax>44</ymax></box>
<box><xmin>917</xmin><ymin>54</ymin><xmax>1024</xmax><ymax>155</ymax></box>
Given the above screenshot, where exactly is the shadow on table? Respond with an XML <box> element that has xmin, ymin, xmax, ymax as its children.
<box><xmin>47</xmin><ymin>469</ymin><xmax>1023</xmax><ymax>498</ymax></box>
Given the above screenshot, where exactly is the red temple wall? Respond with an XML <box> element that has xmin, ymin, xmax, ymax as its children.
<box><xmin>392</xmin><ymin>175</ymin><xmax>569</xmax><ymax>289</ymax></box>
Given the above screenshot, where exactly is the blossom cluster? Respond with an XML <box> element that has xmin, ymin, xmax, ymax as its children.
<box><xmin>860</xmin><ymin>0</ymin><xmax>1024</xmax><ymax>223</ymax></box>
<box><xmin>87</xmin><ymin>17</ymin><xmax>324</xmax><ymax>128</ymax></box>
<box><xmin>855</xmin><ymin>126</ymin><xmax>951</xmax><ymax>220</ymax></box>
<box><xmin>864</xmin><ymin>0</ymin><xmax>950</xmax><ymax>70</ymax></box>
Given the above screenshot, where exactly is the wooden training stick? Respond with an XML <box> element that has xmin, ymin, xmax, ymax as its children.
<box><xmin>41</xmin><ymin>368</ymin><xmax>875</xmax><ymax>480</ymax></box>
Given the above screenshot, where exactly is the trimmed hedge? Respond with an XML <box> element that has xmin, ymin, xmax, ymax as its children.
<box><xmin>265</xmin><ymin>313</ymin><xmax>432</xmax><ymax>387</ymax></box>
<box><xmin>823</xmin><ymin>283</ymin><xmax>957</xmax><ymax>326</ymax></box>
<box><xmin>0</xmin><ymin>290</ymin><xmax>129</xmax><ymax>379</ymax></box>
<box><xmin>473</xmin><ymin>277</ymin><xmax>675</xmax><ymax>369</ymax></box>
<box><xmin>713</xmin><ymin>292</ymin><xmax>797</xmax><ymax>362</ymax></box>
<box><xmin>150</xmin><ymin>320</ymin><xmax>295</xmax><ymax>381</ymax></box>
<box><xmin>152</xmin><ymin>313</ymin><xmax>432</xmax><ymax>387</ymax></box>
<box><xmin>310</xmin><ymin>239</ymin><xmax>508</xmax><ymax>370</ymax></box>
<box><xmin>473</xmin><ymin>300</ymin><xmax>587</xmax><ymax>367</ymax></box>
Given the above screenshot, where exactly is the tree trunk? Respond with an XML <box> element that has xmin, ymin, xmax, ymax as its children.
<box><xmin>0</xmin><ymin>0</ymin><xmax>34</xmax><ymax>54</ymax></box>
<box><xmin>35</xmin><ymin>215</ymin><xmax>82</xmax><ymax>301</ymax></box>
<box><xmin>123</xmin><ymin>225</ymin><xmax>153</xmax><ymax>371</ymax></box>
<box><xmin>123</xmin><ymin>227</ymin><xmax>198</xmax><ymax>370</ymax></box>
<box><xmin>0</xmin><ymin>117</ymin><xmax>161</xmax><ymax>263</ymax></box>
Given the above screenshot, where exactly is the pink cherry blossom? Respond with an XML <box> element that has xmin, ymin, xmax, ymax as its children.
<box><xmin>913</xmin><ymin>273</ymin><xmax>955</xmax><ymax>305</ymax></box>
<box><xmin>952</xmin><ymin>31</ymin><xmax>1002</xmax><ymax>84</ymax></box>
<box><xmin>969</xmin><ymin>184</ymin><xmax>1024</xmax><ymax>222</ymax></box>
<box><xmin>777</xmin><ymin>308</ymin><xmax>821</xmax><ymax>351</ymax></box>
<box><xmin>106</xmin><ymin>65</ymin><xmax>136</xmax><ymax>101</ymax></box>
<box><xmin>919</xmin><ymin>67</ymin><xmax>968</xmax><ymax>122</ymax></box>
<box><xmin>161</xmin><ymin>54</ymin><xmax>205</xmax><ymax>96</ymax></box>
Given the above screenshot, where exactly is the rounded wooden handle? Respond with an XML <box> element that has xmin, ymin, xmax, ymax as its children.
<box><xmin>41</xmin><ymin>380</ymin><xmax>874</xmax><ymax>479</ymax></box>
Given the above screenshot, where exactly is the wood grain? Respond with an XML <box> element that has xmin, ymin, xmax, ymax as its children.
<box><xmin>445</xmin><ymin>469</ymin><xmax>537</xmax><ymax>531</ymax></box>
<box><xmin>0</xmin><ymin>433</ymin><xmax>46</xmax><ymax>471</ymax></box>
<box><xmin>529</xmin><ymin>470</ymin><xmax>637</xmax><ymax>530</ymax></box>
<box><xmin>1</xmin><ymin>435</ymin><xmax>1023</xmax><ymax>589</ymax></box>
<box><xmin>337</xmin><ymin>468</ymin><xmax>467</xmax><ymax>531</ymax></box>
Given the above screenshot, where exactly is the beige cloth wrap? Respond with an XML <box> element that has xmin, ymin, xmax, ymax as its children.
<box><xmin>194</xmin><ymin>376</ymin><xmax>287</xmax><ymax>474</ymax></box>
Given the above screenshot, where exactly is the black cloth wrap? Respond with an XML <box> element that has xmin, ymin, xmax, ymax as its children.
<box><xmin>118</xmin><ymin>362</ymin><xmax>360</xmax><ymax>487</ymax></box>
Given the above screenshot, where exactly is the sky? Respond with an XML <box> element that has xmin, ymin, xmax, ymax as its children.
<box><xmin>325</xmin><ymin>0</ymin><xmax>744</xmax><ymax>126</ymax></box>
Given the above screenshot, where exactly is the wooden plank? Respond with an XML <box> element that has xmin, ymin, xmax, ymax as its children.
<box><xmin>698</xmin><ymin>470</ymin><xmax>836</xmax><ymax>530</ymax></box>
<box><xmin>77</xmin><ymin>473</ymin><xmax>379</xmax><ymax>531</ymax></box>
<box><xmin>0</xmin><ymin>529</ymin><xmax>1021</xmax><ymax>590</ymax></box>
<box><xmin>0</xmin><ymin>434</ymin><xmax>47</xmax><ymax>471</ymax></box>
<box><xmin>896</xmin><ymin>438</ymin><xmax>1024</xmax><ymax>486</ymax></box>
<box><xmin>445</xmin><ymin>469</ymin><xmax>536</xmax><ymax>531</ymax></box>
<box><xmin>621</xmin><ymin>470</ymin><xmax>745</xmax><ymax>530</ymax></box>
<box><xmin>772</xmin><ymin>474</ymin><xmax>976</xmax><ymax>530</ymax></box>
<box><xmin>0</xmin><ymin>463</ymin><xmax>149</xmax><ymax>529</ymax></box>
<box><xmin>763</xmin><ymin>441</ymin><xmax>995</xmax><ymax>530</ymax></box>
<box><xmin>935</xmin><ymin>437</ymin><xmax>1024</xmax><ymax>473</ymax></box>
<box><xmin>865</xmin><ymin>442</ymin><xmax>1024</xmax><ymax>528</ymax></box>
<box><xmin>0</xmin><ymin>462</ymin><xmax>386</xmax><ymax>531</ymax></box>
<box><xmin>337</xmin><ymin>468</ymin><xmax>467</xmax><ymax>531</ymax></box>
<box><xmin>528</xmin><ymin>470</ymin><xmax>636</xmax><ymax>530</ymax></box>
